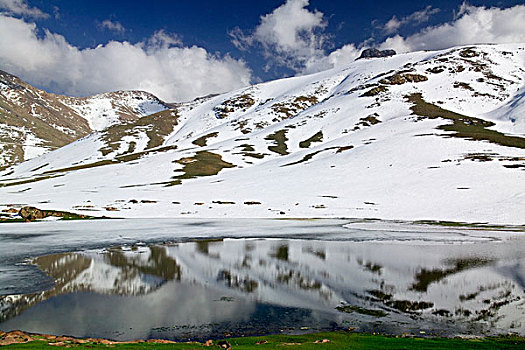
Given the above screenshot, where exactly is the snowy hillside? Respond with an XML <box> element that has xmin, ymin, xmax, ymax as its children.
<box><xmin>0</xmin><ymin>71</ymin><xmax>169</xmax><ymax>169</ymax></box>
<box><xmin>0</xmin><ymin>44</ymin><xmax>524</xmax><ymax>224</ymax></box>
<box><xmin>60</xmin><ymin>90</ymin><xmax>170</xmax><ymax>131</ymax></box>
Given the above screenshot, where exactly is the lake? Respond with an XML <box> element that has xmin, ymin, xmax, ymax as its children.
<box><xmin>0</xmin><ymin>219</ymin><xmax>524</xmax><ymax>341</ymax></box>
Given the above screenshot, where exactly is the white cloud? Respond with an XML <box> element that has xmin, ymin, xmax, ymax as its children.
<box><xmin>383</xmin><ymin>6</ymin><xmax>440</xmax><ymax>34</ymax></box>
<box><xmin>408</xmin><ymin>6</ymin><xmax>440</xmax><ymax>23</ymax></box>
<box><xmin>0</xmin><ymin>14</ymin><xmax>251</xmax><ymax>102</ymax></box>
<box><xmin>52</xmin><ymin>6</ymin><xmax>59</xmax><ymax>19</ymax></box>
<box><xmin>229</xmin><ymin>26</ymin><xmax>251</xmax><ymax>51</ymax></box>
<box><xmin>383</xmin><ymin>17</ymin><xmax>402</xmax><ymax>34</ymax></box>
<box><xmin>230</xmin><ymin>0</ymin><xmax>328</xmax><ymax>71</ymax></box>
<box><xmin>303</xmin><ymin>4</ymin><xmax>525</xmax><ymax>75</ymax></box>
<box><xmin>99</xmin><ymin>19</ymin><xmax>125</xmax><ymax>33</ymax></box>
<box><xmin>0</xmin><ymin>0</ymin><xmax>47</xmax><ymax>18</ymax></box>
<box><xmin>379</xmin><ymin>4</ymin><xmax>525</xmax><ymax>53</ymax></box>
<box><xmin>302</xmin><ymin>43</ymin><xmax>360</xmax><ymax>74</ymax></box>
<box><xmin>146</xmin><ymin>29</ymin><xmax>182</xmax><ymax>48</ymax></box>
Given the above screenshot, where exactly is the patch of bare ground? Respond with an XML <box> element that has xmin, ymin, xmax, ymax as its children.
<box><xmin>299</xmin><ymin>131</ymin><xmax>323</xmax><ymax>148</ymax></box>
<box><xmin>99</xmin><ymin>109</ymin><xmax>179</xmax><ymax>156</ymax></box>
<box><xmin>192</xmin><ymin>132</ymin><xmax>219</xmax><ymax>147</ymax></box>
<box><xmin>165</xmin><ymin>151</ymin><xmax>235</xmax><ymax>186</ymax></box>
<box><xmin>265</xmin><ymin>130</ymin><xmax>289</xmax><ymax>155</ymax></box>
<box><xmin>214</xmin><ymin>94</ymin><xmax>255</xmax><ymax>119</ymax></box>
<box><xmin>271</xmin><ymin>95</ymin><xmax>319</xmax><ymax>120</ymax></box>
<box><xmin>406</xmin><ymin>93</ymin><xmax>525</xmax><ymax>149</ymax></box>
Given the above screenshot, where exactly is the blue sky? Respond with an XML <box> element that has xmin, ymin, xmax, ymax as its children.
<box><xmin>0</xmin><ymin>0</ymin><xmax>524</xmax><ymax>101</ymax></box>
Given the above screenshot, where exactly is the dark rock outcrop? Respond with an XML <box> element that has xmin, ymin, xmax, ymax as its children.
<box><xmin>19</xmin><ymin>207</ymin><xmax>47</xmax><ymax>221</ymax></box>
<box><xmin>217</xmin><ymin>340</ymin><xmax>231</xmax><ymax>349</ymax></box>
<box><xmin>18</xmin><ymin>206</ymin><xmax>91</xmax><ymax>221</ymax></box>
<box><xmin>380</xmin><ymin>73</ymin><xmax>428</xmax><ymax>85</ymax></box>
<box><xmin>357</xmin><ymin>48</ymin><xmax>396</xmax><ymax>60</ymax></box>
<box><xmin>360</xmin><ymin>85</ymin><xmax>388</xmax><ymax>97</ymax></box>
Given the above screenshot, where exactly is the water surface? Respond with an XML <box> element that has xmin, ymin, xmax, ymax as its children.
<box><xmin>0</xmin><ymin>219</ymin><xmax>524</xmax><ymax>340</ymax></box>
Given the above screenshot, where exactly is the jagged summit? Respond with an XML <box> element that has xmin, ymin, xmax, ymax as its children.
<box><xmin>0</xmin><ymin>44</ymin><xmax>524</xmax><ymax>224</ymax></box>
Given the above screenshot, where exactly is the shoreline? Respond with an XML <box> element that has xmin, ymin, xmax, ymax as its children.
<box><xmin>2</xmin><ymin>329</ymin><xmax>525</xmax><ymax>349</ymax></box>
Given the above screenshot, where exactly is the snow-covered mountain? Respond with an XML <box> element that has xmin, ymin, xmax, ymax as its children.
<box><xmin>0</xmin><ymin>44</ymin><xmax>524</xmax><ymax>224</ymax></box>
<box><xmin>0</xmin><ymin>70</ymin><xmax>170</xmax><ymax>169</ymax></box>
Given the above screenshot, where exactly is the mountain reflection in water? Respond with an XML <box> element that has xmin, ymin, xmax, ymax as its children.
<box><xmin>1</xmin><ymin>238</ymin><xmax>525</xmax><ymax>340</ymax></box>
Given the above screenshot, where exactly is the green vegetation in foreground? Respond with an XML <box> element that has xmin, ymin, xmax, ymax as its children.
<box><xmin>406</xmin><ymin>93</ymin><xmax>525</xmax><ymax>149</ymax></box>
<box><xmin>3</xmin><ymin>332</ymin><xmax>525</xmax><ymax>349</ymax></box>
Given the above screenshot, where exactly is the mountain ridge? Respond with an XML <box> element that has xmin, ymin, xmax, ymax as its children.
<box><xmin>0</xmin><ymin>70</ymin><xmax>170</xmax><ymax>170</ymax></box>
<box><xmin>0</xmin><ymin>43</ymin><xmax>524</xmax><ymax>224</ymax></box>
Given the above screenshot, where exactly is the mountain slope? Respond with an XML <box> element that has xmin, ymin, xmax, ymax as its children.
<box><xmin>0</xmin><ymin>70</ymin><xmax>170</xmax><ymax>170</ymax></box>
<box><xmin>0</xmin><ymin>44</ymin><xmax>524</xmax><ymax>224</ymax></box>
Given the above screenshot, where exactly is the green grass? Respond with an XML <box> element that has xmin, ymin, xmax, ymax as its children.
<box><xmin>233</xmin><ymin>145</ymin><xmax>266</xmax><ymax>159</ymax></box>
<box><xmin>299</xmin><ymin>131</ymin><xmax>323</xmax><ymax>148</ymax></box>
<box><xmin>167</xmin><ymin>151</ymin><xmax>235</xmax><ymax>186</ymax></box>
<box><xmin>0</xmin><ymin>175</ymin><xmax>63</xmax><ymax>188</ymax></box>
<box><xmin>243</xmin><ymin>152</ymin><xmax>265</xmax><ymax>159</ymax></box>
<box><xmin>192</xmin><ymin>132</ymin><xmax>219</xmax><ymax>147</ymax></box>
<box><xmin>265</xmin><ymin>130</ymin><xmax>289</xmax><ymax>155</ymax></box>
<box><xmin>0</xmin><ymin>144</ymin><xmax>180</xmax><ymax>187</ymax></box>
<box><xmin>99</xmin><ymin>109</ymin><xmax>179</xmax><ymax>156</ymax></box>
<box><xmin>406</xmin><ymin>93</ymin><xmax>525</xmax><ymax>149</ymax></box>
<box><xmin>3</xmin><ymin>332</ymin><xmax>525</xmax><ymax>349</ymax></box>
<box><xmin>239</xmin><ymin>144</ymin><xmax>255</xmax><ymax>152</ymax></box>
<box><xmin>413</xmin><ymin>220</ymin><xmax>524</xmax><ymax>231</ymax></box>
<box><xmin>68</xmin><ymin>148</ymin><xmax>233</xmax><ymax>187</ymax></box>
<box><xmin>283</xmin><ymin>147</ymin><xmax>339</xmax><ymax>167</ymax></box>
<box><xmin>0</xmin><ymin>217</ymin><xmax>26</xmax><ymax>223</ymax></box>
<box><xmin>354</xmin><ymin>114</ymin><xmax>381</xmax><ymax>130</ymax></box>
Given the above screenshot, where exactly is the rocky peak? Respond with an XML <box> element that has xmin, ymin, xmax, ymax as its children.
<box><xmin>357</xmin><ymin>48</ymin><xmax>396</xmax><ymax>60</ymax></box>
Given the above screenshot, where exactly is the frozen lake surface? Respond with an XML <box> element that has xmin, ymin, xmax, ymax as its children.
<box><xmin>0</xmin><ymin>219</ymin><xmax>524</xmax><ymax>340</ymax></box>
